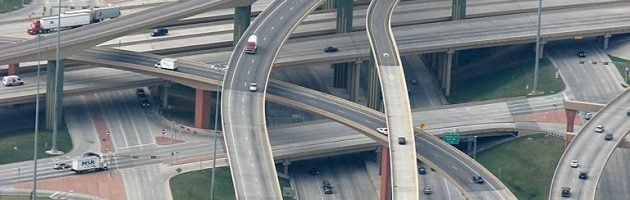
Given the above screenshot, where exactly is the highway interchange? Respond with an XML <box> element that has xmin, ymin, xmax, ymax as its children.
<box><xmin>0</xmin><ymin>0</ymin><xmax>629</xmax><ymax>199</ymax></box>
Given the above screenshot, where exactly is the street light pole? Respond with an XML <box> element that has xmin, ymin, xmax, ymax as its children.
<box><xmin>532</xmin><ymin>0</ymin><xmax>543</xmax><ymax>94</ymax></box>
<box><xmin>210</xmin><ymin>83</ymin><xmax>221</xmax><ymax>200</ymax></box>
<box><xmin>473</xmin><ymin>136</ymin><xmax>478</xmax><ymax>159</ymax></box>
<box><xmin>32</xmin><ymin>31</ymin><xmax>43</xmax><ymax>200</ymax></box>
<box><xmin>625</xmin><ymin>67</ymin><xmax>629</xmax><ymax>83</ymax></box>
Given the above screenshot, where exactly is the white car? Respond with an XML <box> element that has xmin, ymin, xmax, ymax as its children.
<box><xmin>376</xmin><ymin>127</ymin><xmax>388</xmax><ymax>135</ymax></box>
<box><xmin>570</xmin><ymin>160</ymin><xmax>579</xmax><ymax>168</ymax></box>
<box><xmin>595</xmin><ymin>125</ymin><xmax>604</xmax><ymax>133</ymax></box>
<box><xmin>249</xmin><ymin>82</ymin><xmax>257</xmax><ymax>92</ymax></box>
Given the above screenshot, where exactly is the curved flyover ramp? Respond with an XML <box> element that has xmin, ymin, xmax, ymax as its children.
<box><xmin>550</xmin><ymin>89</ymin><xmax>630</xmax><ymax>200</ymax></box>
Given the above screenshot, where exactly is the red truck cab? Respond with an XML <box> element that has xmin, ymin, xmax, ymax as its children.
<box><xmin>27</xmin><ymin>20</ymin><xmax>41</xmax><ymax>35</ymax></box>
<box><xmin>244</xmin><ymin>35</ymin><xmax>257</xmax><ymax>54</ymax></box>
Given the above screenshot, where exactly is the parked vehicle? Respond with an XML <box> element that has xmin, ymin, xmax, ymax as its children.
<box><xmin>27</xmin><ymin>7</ymin><xmax>120</xmax><ymax>34</ymax></box>
<box><xmin>154</xmin><ymin>58</ymin><xmax>179</xmax><ymax>70</ymax></box>
<box><xmin>2</xmin><ymin>75</ymin><xmax>24</xmax><ymax>86</ymax></box>
<box><xmin>71</xmin><ymin>155</ymin><xmax>108</xmax><ymax>174</ymax></box>
<box><xmin>244</xmin><ymin>35</ymin><xmax>258</xmax><ymax>54</ymax></box>
<box><xmin>398</xmin><ymin>137</ymin><xmax>406</xmax><ymax>145</ymax></box>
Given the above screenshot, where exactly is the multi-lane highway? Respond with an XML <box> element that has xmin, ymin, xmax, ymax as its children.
<box><xmin>0</xmin><ymin>0</ymin><xmax>255</xmax><ymax>64</ymax></box>
<box><xmin>550</xmin><ymin>89</ymin><xmax>630</xmax><ymax>200</ymax></box>
<box><xmin>366</xmin><ymin>0</ymin><xmax>418</xmax><ymax>198</ymax></box>
<box><xmin>221</xmin><ymin>0</ymin><xmax>323</xmax><ymax>198</ymax></box>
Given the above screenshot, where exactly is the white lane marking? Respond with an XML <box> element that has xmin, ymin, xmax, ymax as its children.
<box><xmin>251</xmin><ymin>59</ymin><xmax>255</xmax><ymax>63</ymax></box>
<box><xmin>443</xmin><ymin>177</ymin><xmax>452</xmax><ymax>199</ymax></box>
<box><xmin>271</xmin><ymin>26</ymin><xmax>275</xmax><ymax>31</ymax></box>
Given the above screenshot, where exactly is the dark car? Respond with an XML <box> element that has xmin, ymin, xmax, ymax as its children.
<box><xmin>561</xmin><ymin>187</ymin><xmax>571</xmax><ymax>197</ymax></box>
<box><xmin>605</xmin><ymin>133</ymin><xmax>613</xmax><ymax>141</ymax></box>
<box><xmin>140</xmin><ymin>97</ymin><xmax>151</xmax><ymax>108</ymax></box>
<box><xmin>322</xmin><ymin>180</ymin><xmax>333</xmax><ymax>194</ymax></box>
<box><xmin>310</xmin><ymin>168</ymin><xmax>320</xmax><ymax>175</ymax></box>
<box><xmin>398</xmin><ymin>137</ymin><xmax>406</xmax><ymax>145</ymax></box>
<box><xmin>151</xmin><ymin>28</ymin><xmax>168</xmax><ymax>37</ymax></box>
<box><xmin>577</xmin><ymin>50</ymin><xmax>586</xmax><ymax>58</ymax></box>
<box><xmin>418</xmin><ymin>167</ymin><xmax>426</xmax><ymax>175</ymax></box>
<box><xmin>578</xmin><ymin>171</ymin><xmax>588</xmax><ymax>179</ymax></box>
<box><xmin>472</xmin><ymin>175</ymin><xmax>484</xmax><ymax>184</ymax></box>
<box><xmin>323</xmin><ymin>46</ymin><xmax>339</xmax><ymax>53</ymax></box>
<box><xmin>136</xmin><ymin>88</ymin><xmax>146</xmax><ymax>98</ymax></box>
<box><xmin>53</xmin><ymin>163</ymin><xmax>70</xmax><ymax>170</ymax></box>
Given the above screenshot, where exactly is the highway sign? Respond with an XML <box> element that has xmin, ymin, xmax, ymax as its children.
<box><xmin>420</xmin><ymin>123</ymin><xmax>426</xmax><ymax>130</ymax></box>
<box><xmin>443</xmin><ymin>129</ymin><xmax>460</xmax><ymax>144</ymax></box>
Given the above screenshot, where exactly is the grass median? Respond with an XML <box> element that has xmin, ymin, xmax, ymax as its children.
<box><xmin>0</xmin><ymin>0</ymin><xmax>31</xmax><ymax>13</ymax></box>
<box><xmin>0</xmin><ymin>196</ymin><xmax>48</xmax><ymax>200</ymax></box>
<box><xmin>446</xmin><ymin>46</ymin><xmax>565</xmax><ymax>104</ymax></box>
<box><xmin>170</xmin><ymin>167</ymin><xmax>292</xmax><ymax>200</ymax></box>
<box><xmin>609</xmin><ymin>55</ymin><xmax>630</xmax><ymax>84</ymax></box>
<box><xmin>476</xmin><ymin>134</ymin><xmax>563</xmax><ymax>200</ymax></box>
<box><xmin>0</xmin><ymin>127</ymin><xmax>73</xmax><ymax>164</ymax></box>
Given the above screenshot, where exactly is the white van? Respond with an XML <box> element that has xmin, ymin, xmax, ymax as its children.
<box><xmin>2</xmin><ymin>75</ymin><xmax>24</xmax><ymax>86</ymax></box>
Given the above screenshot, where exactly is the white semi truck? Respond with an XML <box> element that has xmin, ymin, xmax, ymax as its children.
<box><xmin>27</xmin><ymin>7</ymin><xmax>120</xmax><ymax>35</ymax></box>
<box><xmin>71</xmin><ymin>155</ymin><xmax>109</xmax><ymax>174</ymax></box>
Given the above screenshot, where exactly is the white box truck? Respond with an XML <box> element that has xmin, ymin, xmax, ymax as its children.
<box><xmin>154</xmin><ymin>58</ymin><xmax>179</xmax><ymax>70</ymax></box>
<box><xmin>71</xmin><ymin>156</ymin><xmax>108</xmax><ymax>174</ymax></box>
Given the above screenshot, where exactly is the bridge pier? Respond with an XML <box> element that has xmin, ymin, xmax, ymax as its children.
<box><xmin>379</xmin><ymin>146</ymin><xmax>391</xmax><ymax>200</ymax></box>
<box><xmin>533</xmin><ymin>41</ymin><xmax>546</xmax><ymax>58</ymax></box>
<box><xmin>332</xmin><ymin>0</ymin><xmax>354</xmax><ymax>90</ymax></box>
<box><xmin>234</xmin><ymin>5</ymin><xmax>252</xmax><ymax>46</ymax></box>
<box><xmin>603</xmin><ymin>33</ymin><xmax>612</xmax><ymax>50</ymax></box>
<box><xmin>161</xmin><ymin>83</ymin><xmax>170</xmax><ymax>108</ymax></box>
<box><xmin>45</xmin><ymin>60</ymin><xmax>64</xmax><ymax>130</ymax></box>
<box><xmin>445</xmin><ymin>49</ymin><xmax>454</xmax><ymax>96</ymax></box>
<box><xmin>194</xmin><ymin>89</ymin><xmax>214</xmax><ymax>129</ymax></box>
<box><xmin>564</xmin><ymin>109</ymin><xmax>577</xmax><ymax>149</ymax></box>
<box><xmin>349</xmin><ymin>59</ymin><xmax>362</xmax><ymax>102</ymax></box>
<box><xmin>322</xmin><ymin>0</ymin><xmax>336</xmax><ymax>10</ymax></box>
<box><xmin>367</xmin><ymin>53</ymin><xmax>382</xmax><ymax>111</ymax></box>
<box><xmin>282</xmin><ymin>159</ymin><xmax>291</xmax><ymax>175</ymax></box>
<box><xmin>451</xmin><ymin>0</ymin><xmax>466</xmax><ymax>20</ymax></box>
<box><xmin>8</xmin><ymin>63</ymin><xmax>19</xmax><ymax>75</ymax></box>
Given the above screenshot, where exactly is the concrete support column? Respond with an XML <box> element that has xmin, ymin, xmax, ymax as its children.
<box><xmin>445</xmin><ymin>49</ymin><xmax>454</xmax><ymax>96</ymax></box>
<box><xmin>162</xmin><ymin>82</ymin><xmax>170</xmax><ymax>109</ymax></box>
<box><xmin>451</xmin><ymin>0</ymin><xmax>467</xmax><ymax>20</ymax></box>
<box><xmin>565</xmin><ymin>109</ymin><xmax>577</xmax><ymax>133</ymax></box>
<box><xmin>233</xmin><ymin>6</ymin><xmax>252</xmax><ymax>46</ymax></box>
<box><xmin>467</xmin><ymin>136</ymin><xmax>474</xmax><ymax>156</ymax></box>
<box><xmin>194</xmin><ymin>89</ymin><xmax>213</xmax><ymax>129</ymax></box>
<box><xmin>379</xmin><ymin>146</ymin><xmax>391</xmax><ymax>200</ymax></box>
<box><xmin>8</xmin><ymin>63</ymin><xmax>19</xmax><ymax>75</ymax></box>
<box><xmin>533</xmin><ymin>41</ymin><xmax>546</xmax><ymax>58</ymax></box>
<box><xmin>321</xmin><ymin>0</ymin><xmax>336</xmax><ymax>10</ymax></box>
<box><xmin>367</xmin><ymin>53</ymin><xmax>382</xmax><ymax>111</ymax></box>
<box><xmin>441</xmin><ymin>53</ymin><xmax>448</xmax><ymax>89</ymax></box>
<box><xmin>282</xmin><ymin>159</ymin><xmax>291</xmax><ymax>175</ymax></box>
<box><xmin>603</xmin><ymin>33</ymin><xmax>612</xmax><ymax>50</ymax></box>
<box><xmin>45</xmin><ymin>60</ymin><xmax>64</xmax><ymax>130</ymax></box>
<box><xmin>332</xmin><ymin>0</ymin><xmax>353</xmax><ymax>89</ymax></box>
<box><xmin>564</xmin><ymin>132</ymin><xmax>576</xmax><ymax>149</ymax></box>
<box><xmin>349</xmin><ymin>59</ymin><xmax>362</xmax><ymax>102</ymax></box>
